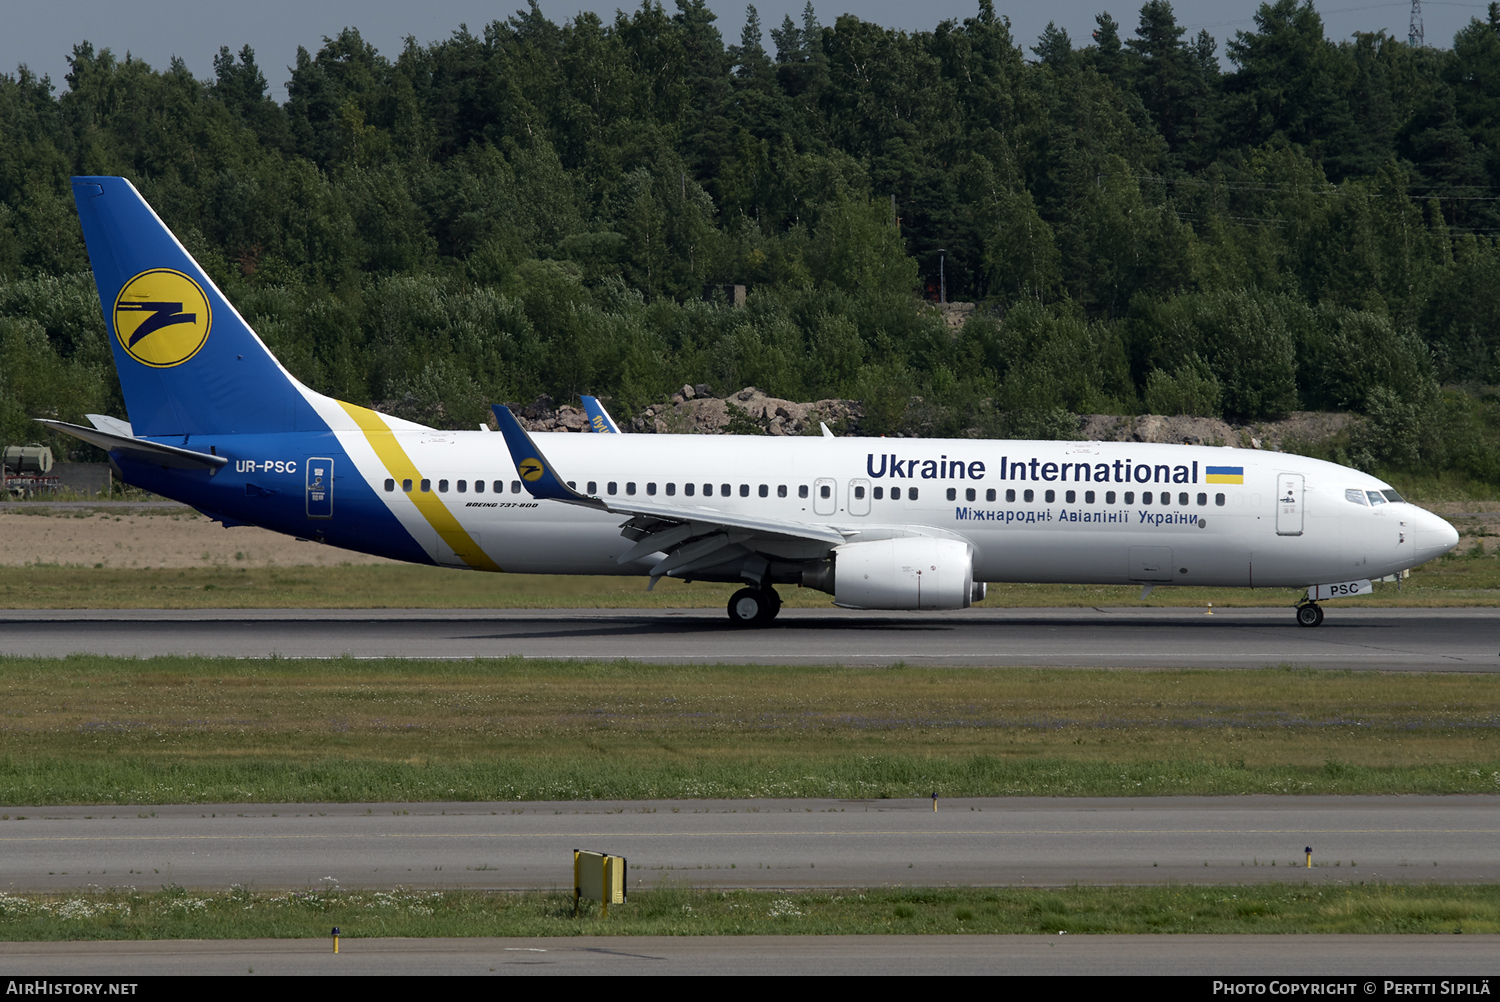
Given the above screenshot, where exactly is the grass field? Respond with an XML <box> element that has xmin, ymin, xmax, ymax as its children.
<box><xmin>2</xmin><ymin>657</ymin><xmax>1499</xmax><ymax>803</ymax></box>
<box><xmin>3</xmin><ymin>547</ymin><xmax>1500</xmax><ymax>609</ymax></box>
<box><xmin>0</xmin><ymin>883</ymin><xmax>1496</xmax><ymax>939</ymax></box>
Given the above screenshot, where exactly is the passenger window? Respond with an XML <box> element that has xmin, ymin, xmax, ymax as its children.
<box><xmin>685</xmin><ymin>483</ymin><xmax>695</xmax><ymax>496</ymax></box>
<box><xmin>723</xmin><ymin>484</ymin><xmax>732</xmax><ymax>496</ymax></box>
<box><xmin>1143</xmin><ymin>492</ymin><xmax>1153</xmax><ymax>504</ymax></box>
<box><xmin>740</xmin><ymin>484</ymin><xmax>750</xmax><ymax>497</ymax></box>
<box><xmin>1005</xmin><ymin>489</ymin><xmax>1015</xmax><ymax>502</ymax></box>
<box><xmin>798</xmin><ymin>485</ymin><xmax>808</xmax><ymax>499</ymax></box>
<box><xmin>966</xmin><ymin>488</ymin><xmax>976</xmax><ymax>502</ymax></box>
<box><xmin>646</xmin><ymin>483</ymin><xmax>656</xmax><ymax>496</ymax></box>
<box><xmin>1024</xmin><ymin>489</ymin><xmax>1034</xmax><ymax>503</ymax></box>
<box><xmin>777</xmin><ymin>485</ymin><xmax>787</xmax><ymax>498</ymax></box>
<box><xmin>873</xmin><ymin>486</ymin><xmax>884</xmax><ymax>500</ymax></box>
<box><xmin>567</xmin><ymin>481</ymin><xmax>576</xmax><ymax>489</ymax></box>
<box><xmin>909</xmin><ymin>488</ymin><xmax>918</xmax><ymax>500</ymax></box>
<box><xmin>421</xmin><ymin>479</ymin><xmax>432</xmax><ymax>492</ymax></box>
<box><xmin>665</xmin><ymin>483</ymin><xmax>675</xmax><ymax>496</ymax></box>
<box><xmin>946</xmin><ymin>487</ymin><xmax>957</xmax><ymax>501</ymax></box>
<box><xmin>511</xmin><ymin>481</ymin><xmax>521</xmax><ymax>493</ymax></box>
<box><xmin>892</xmin><ymin>487</ymin><xmax>902</xmax><ymax>500</ymax></box>
<box><xmin>457</xmin><ymin>480</ymin><xmax>467</xmax><ymax>493</ymax></box>
<box><xmin>588</xmin><ymin>481</ymin><xmax>597</xmax><ymax>494</ymax></box>
<box><xmin>759</xmin><ymin>484</ymin><xmax>768</xmax><ymax>498</ymax></box>
<box><xmin>492</xmin><ymin>480</ymin><xmax>504</xmax><ymax>493</ymax></box>
<box><xmin>475</xmin><ymin>480</ymin><xmax>485</xmax><ymax>494</ymax></box>
<box><xmin>855</xmin><ymin>485</ymin><xmax>867</xmax><ymax>499</ymax></box>
<box><xmin>1196</xmin><ymin>493</ymin><xmax>1207</xmax><ymax>506</ymax></box>
<box><xmin>608</xmin><ymin>482</ymin><xmax>618</xmax><ymax>495</ymax></box>
<box><xmin>384</xmin><ymin>479</ymin><xmax>395</xmax><ymax>492</ymax></box>
<box><xmin>1345</xmin><ymin>489</ymin><xmax>1369</xmax><ymax>505</ymax></box>
<box><xmin>819</xmin><ymin>484</ymin><xmax>831</xmax><ymax>499</ymax></box>
<box><xmin>1215</xmin><ymin>493</ymin><xmax>1226</xmax><ymax>506</ymax></box>
<box><xmin>1085</xmin><ymin>490</ymin><xmax>1095</xmax><ymax>504</ymax></box>
<box><xmin>402</xmin><ymin>479</ymin><xmax>413</xmax><ymax>492</ymax></box>
<box><xmin>1179</xmin><ymin>492</ymin><xmax>1189</xmax><ymax>506</ymax></box>
<box><xmin>1065</xmin><ymin>490</ymin><xmax>1075</xmax><ymax>503</ymax></box>
<box><xmin>1105</xmin><ymin>491</ymin><xmax>1116</xmax><ymax>504</ymax></box>
<box><xmin>1044</xmin><ymin>489</ymin><xmax>1055</xmax><ymax>503</ymax></box>
<box><xmin>1161</xmin><ymin>493</ymin><xmax>1171</xmax><ymax>506</ymax></box>
<box><xmin>985</xmin><ymin>489</ymin><xmax>995</xmax><ymax>502</ymax></box>
<box><xmin>1124</xmin><ymin>492</ymin><xmax>1134</xmax><ymax>504</ymax></box>
<box><xmin>627</xmin><ymin>482</ymin><xmax>637</xmax><ymax>495</ymax></box>
<box><xmin>702</xmin><ymin>484</ymin><xmax>712</xmax><ymax>496</ymax></box>
<box><xmin>435</xmin><ymin>480</ymin><xmax>446</xmax><ymax>493</ymax></box>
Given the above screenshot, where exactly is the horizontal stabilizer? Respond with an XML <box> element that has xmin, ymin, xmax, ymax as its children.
<box><xmin>35</xmin><ymin>419</ymin><xmax>228</xmax><ymax>470</ymax></box>
<box><xmin>86</xmin><ymin>413</ymin><xmax>134</xmax><ymax>437</ymax></box>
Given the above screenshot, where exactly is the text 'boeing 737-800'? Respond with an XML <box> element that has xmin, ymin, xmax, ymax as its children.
<box><xmin>44</xmin><ymin>177</ymin><xmax>1459</xmax><ymax>627</ymax></box>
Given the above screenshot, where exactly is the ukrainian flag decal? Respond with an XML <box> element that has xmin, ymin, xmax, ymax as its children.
<box><xmin>1205</xmin><ymin>466</ymin><xmax>1244</xmax><ymax>484</ymax></box>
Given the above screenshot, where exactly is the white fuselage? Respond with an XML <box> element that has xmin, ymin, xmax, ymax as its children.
<box><xmin>331</xmin><ymin>428</ymin><xmax>1458</xmax><ymax>589</ymax></box>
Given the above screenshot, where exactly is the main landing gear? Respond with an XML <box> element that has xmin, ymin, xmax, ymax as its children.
<box><xmin>1295</xmin><ymin>602</ymin><xmax>1325</xmax><ymax>628</ymax></box>
<box><xmin>728</xmin><ymin>586</ymin><xmax>782</xmax><ymax>626</ymax></box>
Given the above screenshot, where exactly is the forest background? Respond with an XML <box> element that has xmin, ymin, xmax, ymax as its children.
<box><xmin>3</xmin><ymin>0</ymin><xmax>1500</xmax><ymax>490</ymax></box>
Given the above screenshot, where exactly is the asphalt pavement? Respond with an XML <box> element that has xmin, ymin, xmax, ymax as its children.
<box><xmin>2</xmin><ymin>606</ymin><xmax>1497</xmax><ymax>669</ymax></box>
<box><xmin>1</xmin><ymin>796</ymin><xmax>1496</xmax><ymax>892</ymax></box>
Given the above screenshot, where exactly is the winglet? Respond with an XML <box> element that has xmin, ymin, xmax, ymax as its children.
<box><xmin>820</xmin><ymin>422</ymin><xmax>835</xmax><ymax>438</ymax></box>
<box><xmin>581</xmin><ymin>395</ymin><xmax>621</xmax><ymax>433</ymax></box>
<box><xmin>491</xmin><ymin>405</ymin><xmax>607</xmax><ymax>509</ymax></box>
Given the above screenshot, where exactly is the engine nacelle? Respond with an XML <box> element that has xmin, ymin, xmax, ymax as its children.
<box><xmin>820</xmin><ymin>537</ymin><xmax>975</xmax><ymax>610</ymax></box>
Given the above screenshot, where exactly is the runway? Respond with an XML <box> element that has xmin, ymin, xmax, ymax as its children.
<box><xmin>3</xmin><ymin>796</ymin><xmax>1498</xmax><ymax>891</ymax></box>
<box><xmin>5</xmin><ymin>934</ymin><xmax>1498</xmax><ymax>976</ymax></box>
<box><xmin>3</xmin><ymin>606</ymin><xmax>1498</xmax><ymax>669</ymax></box>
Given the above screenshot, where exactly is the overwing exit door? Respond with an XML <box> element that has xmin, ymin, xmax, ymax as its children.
<box><xmin>1276</xmin><ymin>473</ymin><xmax>1303</xmax><ymax>536</ymax></box>
<box><xmin>813</xmin><ymin>478</ymin><xmax>836</xmax><ymax>515</ymax></box>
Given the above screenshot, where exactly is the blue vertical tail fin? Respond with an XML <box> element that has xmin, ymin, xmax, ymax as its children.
<box><xmin>580</xmin><ymin>395</ymin><xmax>621</xmax><ymax>433</ymax></box>
<box><xmin>71</xmin><ymin>176</ymin><xmax>322</xmax><ymax>437</ymax></box>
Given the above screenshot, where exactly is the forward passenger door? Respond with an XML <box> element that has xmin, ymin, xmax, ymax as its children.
<box><xmin>1276</xmin><ymin>473</ymin><xmax>1304</xmax><ymax>536</ymax></box>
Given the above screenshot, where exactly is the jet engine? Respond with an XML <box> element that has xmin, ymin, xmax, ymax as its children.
<box><xmin>803</xmin><ymin>537</ymin><xmax>977</xmax><ymax>610</ymax></box>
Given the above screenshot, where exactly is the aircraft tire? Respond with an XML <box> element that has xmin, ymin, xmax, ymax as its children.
<box><xmin>728</xmin><ymin>587</ymin><xmax>771</xmax><ymax>627</ymax></box>
<box><xmin>1296</xmin><ymin>603</ymin><xmax>1324</xmax><ymax>628</ymax></box>
<box><xmin>763</xmin><ymin>587</ymin><xmax>782</xmax><ymax>621</ymax></box>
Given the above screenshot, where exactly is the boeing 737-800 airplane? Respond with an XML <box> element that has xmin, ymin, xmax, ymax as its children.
<box><xmin>44</xmin><ymin>177</ymin><xmax>1459</xmax><ymax>627</ymax></box>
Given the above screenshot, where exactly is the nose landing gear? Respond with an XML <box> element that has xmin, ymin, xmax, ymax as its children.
<box><xmin>728</xmin><ymin>586</ymin><xmax>782</xmax><ymax>626</ymax></box>
<box><xmin>1295</xmin><ymin>602</ymin><xmax>1325</xmax><ymax>627</ymax></box>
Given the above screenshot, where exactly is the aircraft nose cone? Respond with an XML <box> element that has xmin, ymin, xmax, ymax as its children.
<box><xmin>1413</xmin><ymin>512</ymin><xmax>1460</xmax><ymax>564</ymax></box>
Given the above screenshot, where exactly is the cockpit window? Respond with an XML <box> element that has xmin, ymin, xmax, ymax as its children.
<box><xmin>1382</xmin><ymin>489</ymin><xmax>1405</xmax><ymax>503</ymax></box>
<box><xmin>1345</xmin><ymin>489</ymin><xmax>1369</xmax><ymax>506</ymax></box>
<box><xmin>1366</xmin><ymin>490</ymin><xmax>1388</xmax><ymax>506</ymax></box>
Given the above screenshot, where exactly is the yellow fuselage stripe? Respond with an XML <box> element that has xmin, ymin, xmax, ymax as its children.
<box><xmin>338</xmin><ymin>401</ymin><xmax>502</xmax><ymax>572</ymax></box>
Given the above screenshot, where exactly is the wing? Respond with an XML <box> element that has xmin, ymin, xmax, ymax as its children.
<box><xmin>491</xmin><ymin>405</ymin><xmax>846</xmax><ymax>586</ymax></box>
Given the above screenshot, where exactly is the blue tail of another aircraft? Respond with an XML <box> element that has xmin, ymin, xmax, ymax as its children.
<box><xmin>580</xmin><ymin>395</ymin><xmax>620</xmax><ymax>433</ymax></box>
<box><xmin>71</xmin><ymin>176</ymin><xmax>324</xmax><ymax>438</ymax></box>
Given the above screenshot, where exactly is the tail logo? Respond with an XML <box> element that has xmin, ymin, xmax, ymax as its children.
<box><xmin>112</xmin><ymin>269</ymin><xmax>212</xmax><ymax>368</ymax></box>
<box><xmin>519</xmin><ymin>458</ymin><xmax>545</xmax><ymax>481</ymax></box>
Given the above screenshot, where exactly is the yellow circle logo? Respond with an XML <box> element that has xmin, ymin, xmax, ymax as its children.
<box><xmin>112</xmin><ymin>269</ymin><xmax>212</xmax><ymax>368</ymax></box>
<box><xmin>519</xmin><ymin>458</ymin><xmax>545</xmax><ymax>482</ymax></box>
